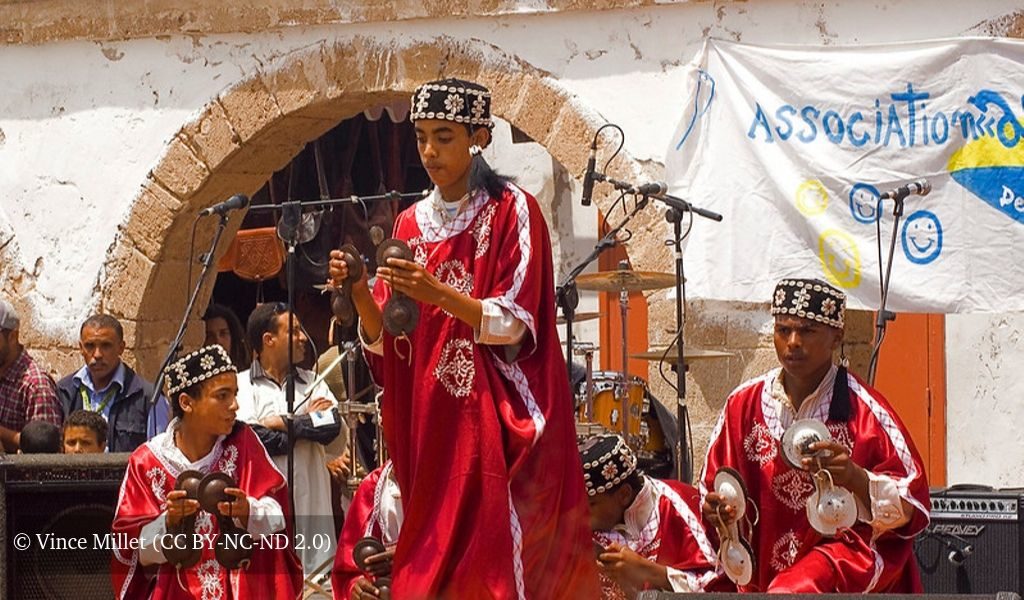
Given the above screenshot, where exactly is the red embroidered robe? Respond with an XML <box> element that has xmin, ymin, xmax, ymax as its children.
<box><xmin>699</xmin><ymin>368</ymin><xmax>930</xmax><ymax>593</ymax></box>
<box><xmin>111</xmin><ymin>422</ymin><xmax>302</xmax><ymax>599</ymax></box>
<box><xmin>594</xmin><ymin>478</ymin><xmax>721</xmax><ymax>598</ymax></box>
<box><xmin>364</xmin><ymin>184</ymin><xmax>599</xmax><ymax>599</ymax></box>
<box><xmin>331</xmin><ymin>462</ymin><xmax>398</xmax><ymax>599</ymax></box>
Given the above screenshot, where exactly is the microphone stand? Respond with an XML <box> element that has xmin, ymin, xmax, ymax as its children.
<box><xmin>556</xmin><ymin>195</ymin><xmax>649</xmax><ymax>383</ymax></box>
<box><xmin>867</xmin><ymin>193</ymin><xmax>907</xmax><ymax>385</ymax></box>
<box><xmin>654</xmin><ymin>193</ymin><xmax>722</xmax><ymax>483</ymax></box>
<box><xmin>147</xmin><ymin>211</ymin><xmax>232</xmax><ymax>436</ymax></box>
<box><xmin>245</xmin><ymin>190</ymin><xmax>422</xmax><ymax>517</ymax></box>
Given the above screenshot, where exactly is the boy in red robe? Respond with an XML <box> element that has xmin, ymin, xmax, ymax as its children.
<box><xmin>328</xmin><ymin>78</ymin><xmax>598</xmax><ymax>599</ymax></box>
<box><xmin>701</xmin><ymin>279</ymin><xmax>930</xmax><ymax>593</ymax></box>
<box><xmin>111</xmin><ymin>345</ymin><xmax>302</xmax><ymax>599</ymax></box>
<box><xmin>582</xmin><ymin>434</ymin><xmax>720</xmax><ymax>598</ymax></box>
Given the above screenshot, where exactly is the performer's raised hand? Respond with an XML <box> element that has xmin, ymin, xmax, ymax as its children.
<box><xmin>218</xmin><ymin>487</ymin><xmax>251</xmax><ymax>527</ymax></box>
<box><xmin>702</xmin><ymin>491</ymin><xmax>739</xmax><ymax>527</ymax></box>
<box><xmin>350</xmin><ymin>576</ymin><xmax>380</xmax><ymax>599</ymax></box>
<box><xmin>165</xmin><ymin>489</ymin><xmax>199</xmax><ymax>529</ymax></box>
<box><xmin>362</xmin><ymin>548</ymin><xmax>395</xmax><ymax>577</ymax></box>
<box><xmin>376</xmin><ymin>258</ymin><xmax>444</xmax><ymax>303</ymax></box>
<box><xmin>329</xmin><ymin>250</ymin><xmax>371</xmax><ymax>292</ymax></box>
<box><xmin>804</xmin><ymin>440</ymin><xmax>867</xmax><ymax>489</ymax></box>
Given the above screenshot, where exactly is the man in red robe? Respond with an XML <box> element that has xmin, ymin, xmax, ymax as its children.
<box><xmin>332</xmin><ymin>460</ymin><xmax>401</xmax><ymax>599</ymax></box>
<box><xmin>701</xmin><ymin>278</ymin><xmax>930</xmax><ymax>593</ymax></box>
<box><xmin>581</xmin><ymin>434</ymin><xmax>721</xmax><ymax>599</ymax></box>
<box><xmin>329</xmin><ymin>78</ymin><xmax>598</xmax><ymax>599</ymax></box>
<box><xmin>111</xmin><ymin>345</ymin><xmax>302</xmax><ymax>599</ymax></box>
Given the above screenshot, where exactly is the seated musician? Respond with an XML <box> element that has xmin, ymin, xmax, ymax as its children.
<box><xmin>110</xmin><ymin>345</ymin><xmax>302</xmax><ymax>599</ymax></box>
<box><xmin>582</xmin><ymin>434</ymin><xmax>720</xmax><ymax>598</ymax></box>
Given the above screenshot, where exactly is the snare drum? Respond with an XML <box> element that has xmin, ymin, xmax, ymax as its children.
<box><xmin>578</xmin><ymin>371</ymin><xmax>648</xmax><ymax>437</ymax></box>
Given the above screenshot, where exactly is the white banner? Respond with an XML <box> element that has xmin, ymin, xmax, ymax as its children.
<box><xmin>667</xmin><ymin>38</ymin><xmax>1024</xmax><ymax>312</ymax></box>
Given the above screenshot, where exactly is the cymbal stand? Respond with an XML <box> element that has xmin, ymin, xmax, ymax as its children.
<box><xmin>555</xmin><ymin>195</ymin><xmax>648</xmax><ymax>382</ymax></box>
<box><xmin>341</xmin><ymin>340</ymin><xmax>362</xmax><ymax>492</ymax></box>
<box><xmin>616</xmin><ymin>259</ymin><xmax>632</xmax><ymax>444</ymax></box>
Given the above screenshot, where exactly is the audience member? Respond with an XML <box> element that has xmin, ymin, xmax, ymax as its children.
<box><xmin>0</xmin><ymin>298</ymin><xmax>62</xmax><ymax>452</ymax></box>
<box><xmin>63</xmin><ymin>408</ymin><xmax>108</xmax><ymax>454</ymax></box>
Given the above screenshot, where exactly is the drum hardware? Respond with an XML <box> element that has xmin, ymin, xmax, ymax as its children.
<box><xmin>556</xmin><ymin>311</ymin><xmax>605</xmax><ymax>325</ymax></box>
<box><xmin>629</xmin><ymin>348</ymin><xmax>733</xmax><ymax>362</ymax></box>
<box><xmin>574</xmin><ymin>269</ymin><xmax>677</xmax><ymax>293</ymax></box>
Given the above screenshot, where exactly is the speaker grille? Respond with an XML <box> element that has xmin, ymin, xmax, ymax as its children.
<box><xmin>916</xmin><ymin>488</ymin><xmax>1024</xmax><ymax>596</ymax></box>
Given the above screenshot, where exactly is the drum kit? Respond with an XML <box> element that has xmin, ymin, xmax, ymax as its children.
<box><xmin>563</xmin><ymin>264</ymin><xmax>732</xmax><ymax>463</ymax></box>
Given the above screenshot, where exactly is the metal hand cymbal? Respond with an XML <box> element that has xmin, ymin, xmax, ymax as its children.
<box><xmin>575</xmin><ymin>270</ymin><xmax>677</xmax><ymax>292</ymax></box>
<box><xmin>556</xmin><ymin>312</ymin><xmax>605</xmax><ymax>325</ymax></box>
<box><xmin>629</xmin><ymin>348</ymin><xmax>734</xmax><ymax>361</ymax></box>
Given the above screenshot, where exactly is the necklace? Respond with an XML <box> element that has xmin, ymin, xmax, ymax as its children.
<box><xmin>434</xmin><ymin>190</ymin><xmax>471</xmax><ymax>225</ymax></box>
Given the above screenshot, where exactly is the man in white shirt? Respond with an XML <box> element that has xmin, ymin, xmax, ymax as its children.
<box><xmin>235</xmin><ymin>302</ymin><xmax>344</xmax><ymax>590</ymax></box>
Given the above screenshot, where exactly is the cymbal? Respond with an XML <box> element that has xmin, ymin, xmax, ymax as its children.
<box><xmin>629</xmin><ymin>348</ymin><xmax>733</xmax><ymax>361</ymax></box>
<box><xmin>575</xmin><ymin>270</ymin><xmax>676</xmax><ymax>292</ymax></box>
<box><xmin>557</xmin><ymin>312</ymin><xmax>605</xmax><ymax>325</ymax></box>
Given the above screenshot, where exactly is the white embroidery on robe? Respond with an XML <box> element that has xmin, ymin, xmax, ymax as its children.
<box><xmin>434</xmin><ymin>260</ymin><xmax>474</xmax><ymax>317</ymax></box>
<box><xmin>197</xmin><ymin>559</ymin><xmax>224</xmax><ymax>600</ymax></box>
<box><xmin>434</xmin><ymin>338</ymin><xmax>475</xmax><ymax>398</ymax></box>
<box><xmin>435</xmin><ymin>260</ymin><xmax>473</xmax><ymax>295</ymax></box>
<box><xmin>827</xmin><ymin>423</ymin><xmax>855</xmax><ymax>456</ymax></box>
<box><xmin>147</xmin><ymin>468</ymin><xmax>167</xmax><ymax>505</ymax></box>
<box><xmin>216</xmin><ymin>444</ymin><xmax>238</xmax><ymax>478</ymax></box>
<box><xmin>407</xmin><ymin>236</ymin><xmax>428</xmax><ymax>267</ymax></box>
<box><xmin>744</xmin><ymin>422</ymin><xmax>778</xmax><ymax>466</ymax></box>
<box><xmin>772</xmin><ymin>469</ymin><xmax>816</xmax><ymax>511</ymax></box>
<box><xmin>771</xmin><ymin>530</ymin><xmax>802</xmax><ymax>572</ymax></box>
<box><xmin>471</xmin><ymin>203</ymin><xmax>497</xmax><ymax>259</ymax></box>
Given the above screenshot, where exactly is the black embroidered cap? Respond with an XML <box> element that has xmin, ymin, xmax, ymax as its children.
<box><xmin>166</xmin><ymin>345</ymin><xmax>237</xmax><ymax>397</ymax></box>
<box><xmin>771</xmin><ymin>278</ymin><xmax>846</xmax><ymax>329</ymax></box>
<box><xmin>410</xmin><ymin>78</ymin><xmax>493</xmax><ymax>129</ymax></box>
<box><xmin>579</xmin><ymin>434</ymin><xmax>638</xmax><ymax>497</ymax></box>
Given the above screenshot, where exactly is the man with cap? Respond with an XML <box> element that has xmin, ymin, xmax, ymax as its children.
<box><xmin>700</xmin><ymin>278</ymin><xmax>930</xmax><ymax>593</ymax></box>
<box><xmin>0</xmin><ymin>298</ymin><xmax>61</xmax><ymax>452</ymax></box>
<box><xmin>111</xmin><ymin>345</ymin><xmax>302</xmax><ymax>599</ymax></box>
<box><xmin>328</xmin><ymin>78</ymin><xmax>598</xmax><ymax>598</ymax></box>
<box><xmin>581</xmin><ymin>434</ymin><xmax>720</xmax><ymax>599</ymax></box>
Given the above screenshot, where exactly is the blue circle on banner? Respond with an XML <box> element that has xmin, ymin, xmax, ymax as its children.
<box><xmin>849</xmin><ymin>183</ymin><xmax>881</xmax><ymax>224</ymax></box>
<box><xmin>901</xmin><ymin>210</ymin><xmax>943</xmax><ymax>265</ymax></box>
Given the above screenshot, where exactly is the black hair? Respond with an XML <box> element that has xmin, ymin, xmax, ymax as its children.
<box><xmin>20</xmin><ymin>420</ymin><xmax>62</xmax><ymax>454</ymax></box>
<box><xmin>170</xmin><ymin>380</ymin><xmax>211</xmax><ymax>419</ymax></box>
<box><xmin>465</xmin><ymin>124</ymin><xmax>515</xmax><ymax>199</ymax></box>
<box><xmin>64</xmin><ymin>409</ymin><xmax>108</xmax><ymax>446</ymax></box>
<box><xmin>203</xmin><ymin>303</ymin><xmax>252</xmax><ymax>369</ymax></box>
<box><xmin>80</xmin><ymin>314</ymin><xmax>124</xmax><ymax>341</ymax></box>
<box><xmin>246</xmin><ymin>302</ymin><xmax>289</xmax><ymax>356</ymax></box>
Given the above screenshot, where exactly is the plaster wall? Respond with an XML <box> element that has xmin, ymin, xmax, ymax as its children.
<box><xmin>1</xmin><ymin>0</ymin><xmax>1022</xmax><ymax>480</ymax></box>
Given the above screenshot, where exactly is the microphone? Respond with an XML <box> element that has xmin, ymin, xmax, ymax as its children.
<box><xmin>880</xmin><ymin>179</ymin><xmax>930</xmax><ymax>201</ymax></box>
<box><xmin>632</xmin><ymin>181</ymin><xmax>724</xmax><ymax>222</ymax></box>
<box><xmin>580</xmin><ymin>142</ymin><xmax>597</xmax><ymax>207</ymax></box>
<box><xmin>634</xmin><ymin>181</ymin><xmax>669</xmax><ymax>197</ymax></box>
<box><xmin>199</xmin><ymin>194</ymin><xmax>250</xmax><ymax>217</ymax></box>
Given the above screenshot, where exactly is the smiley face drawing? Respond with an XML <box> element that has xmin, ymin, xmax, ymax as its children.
<box><xmin>818</xmin><ymin>229</ymin><xmax>862</xmax><ymax>289</ymax></box>
<box><xmin>901</xmin><ymin>210</ymin><xmax>943</xmax><ymax>265</ymax></box>
<box><xmin>848</xmin><ymin>183</ymin><xmax>880</xmax><ymax>224</ymax></box>
<box><xmin>796</xmin><ymin>180</ymin><xmax>829</xmax><ymax>217</ymax></box>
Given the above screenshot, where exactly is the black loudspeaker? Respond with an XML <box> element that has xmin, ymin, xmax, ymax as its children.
<box><xmin>0</xmin><ymin>453</ymin><xmax>128</xmax><ymax>600</ymax></box>
<box><xmin>915</xmin><ymin>486</ymin><xmax>1024</xmax><ymax>597</ymax></box>
<box><xmin>634</xmin><ymin>589</ymin><xmax>1019</xmax><ymax>593</ymax></box>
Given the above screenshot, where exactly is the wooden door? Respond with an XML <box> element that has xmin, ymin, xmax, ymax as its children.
<box><xmin>870</xmin><ymin>313</ymin><xmax>947</xmax><ymax>486</ymax></box>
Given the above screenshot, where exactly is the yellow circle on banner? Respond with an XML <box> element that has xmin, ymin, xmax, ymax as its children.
<box><xmin>796</xmin><ymin>180</ymin><xmax>829</xmax><ymax>216</ymax></box>
<box><xmin>818</xmin><ymin>228</ymin><xmax>861</xmax><ymax>289</ymax></box>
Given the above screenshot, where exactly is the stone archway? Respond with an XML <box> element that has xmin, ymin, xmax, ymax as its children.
<box><xmin>102</xmin><ymin>35</ymin><xmax>653</xmax><ymax>374</ymax></box>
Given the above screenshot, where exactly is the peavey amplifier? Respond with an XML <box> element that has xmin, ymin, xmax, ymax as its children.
<box><xmin>916</xmin><ymin>486</ymin><xmax>1024</xmax><ymax>596</ymax></box>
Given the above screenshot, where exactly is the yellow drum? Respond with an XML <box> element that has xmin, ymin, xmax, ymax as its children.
<box><xmin>578</xmin><ymin>372</ymin><xmax>648</xmax><ymax>437</ymax></box>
